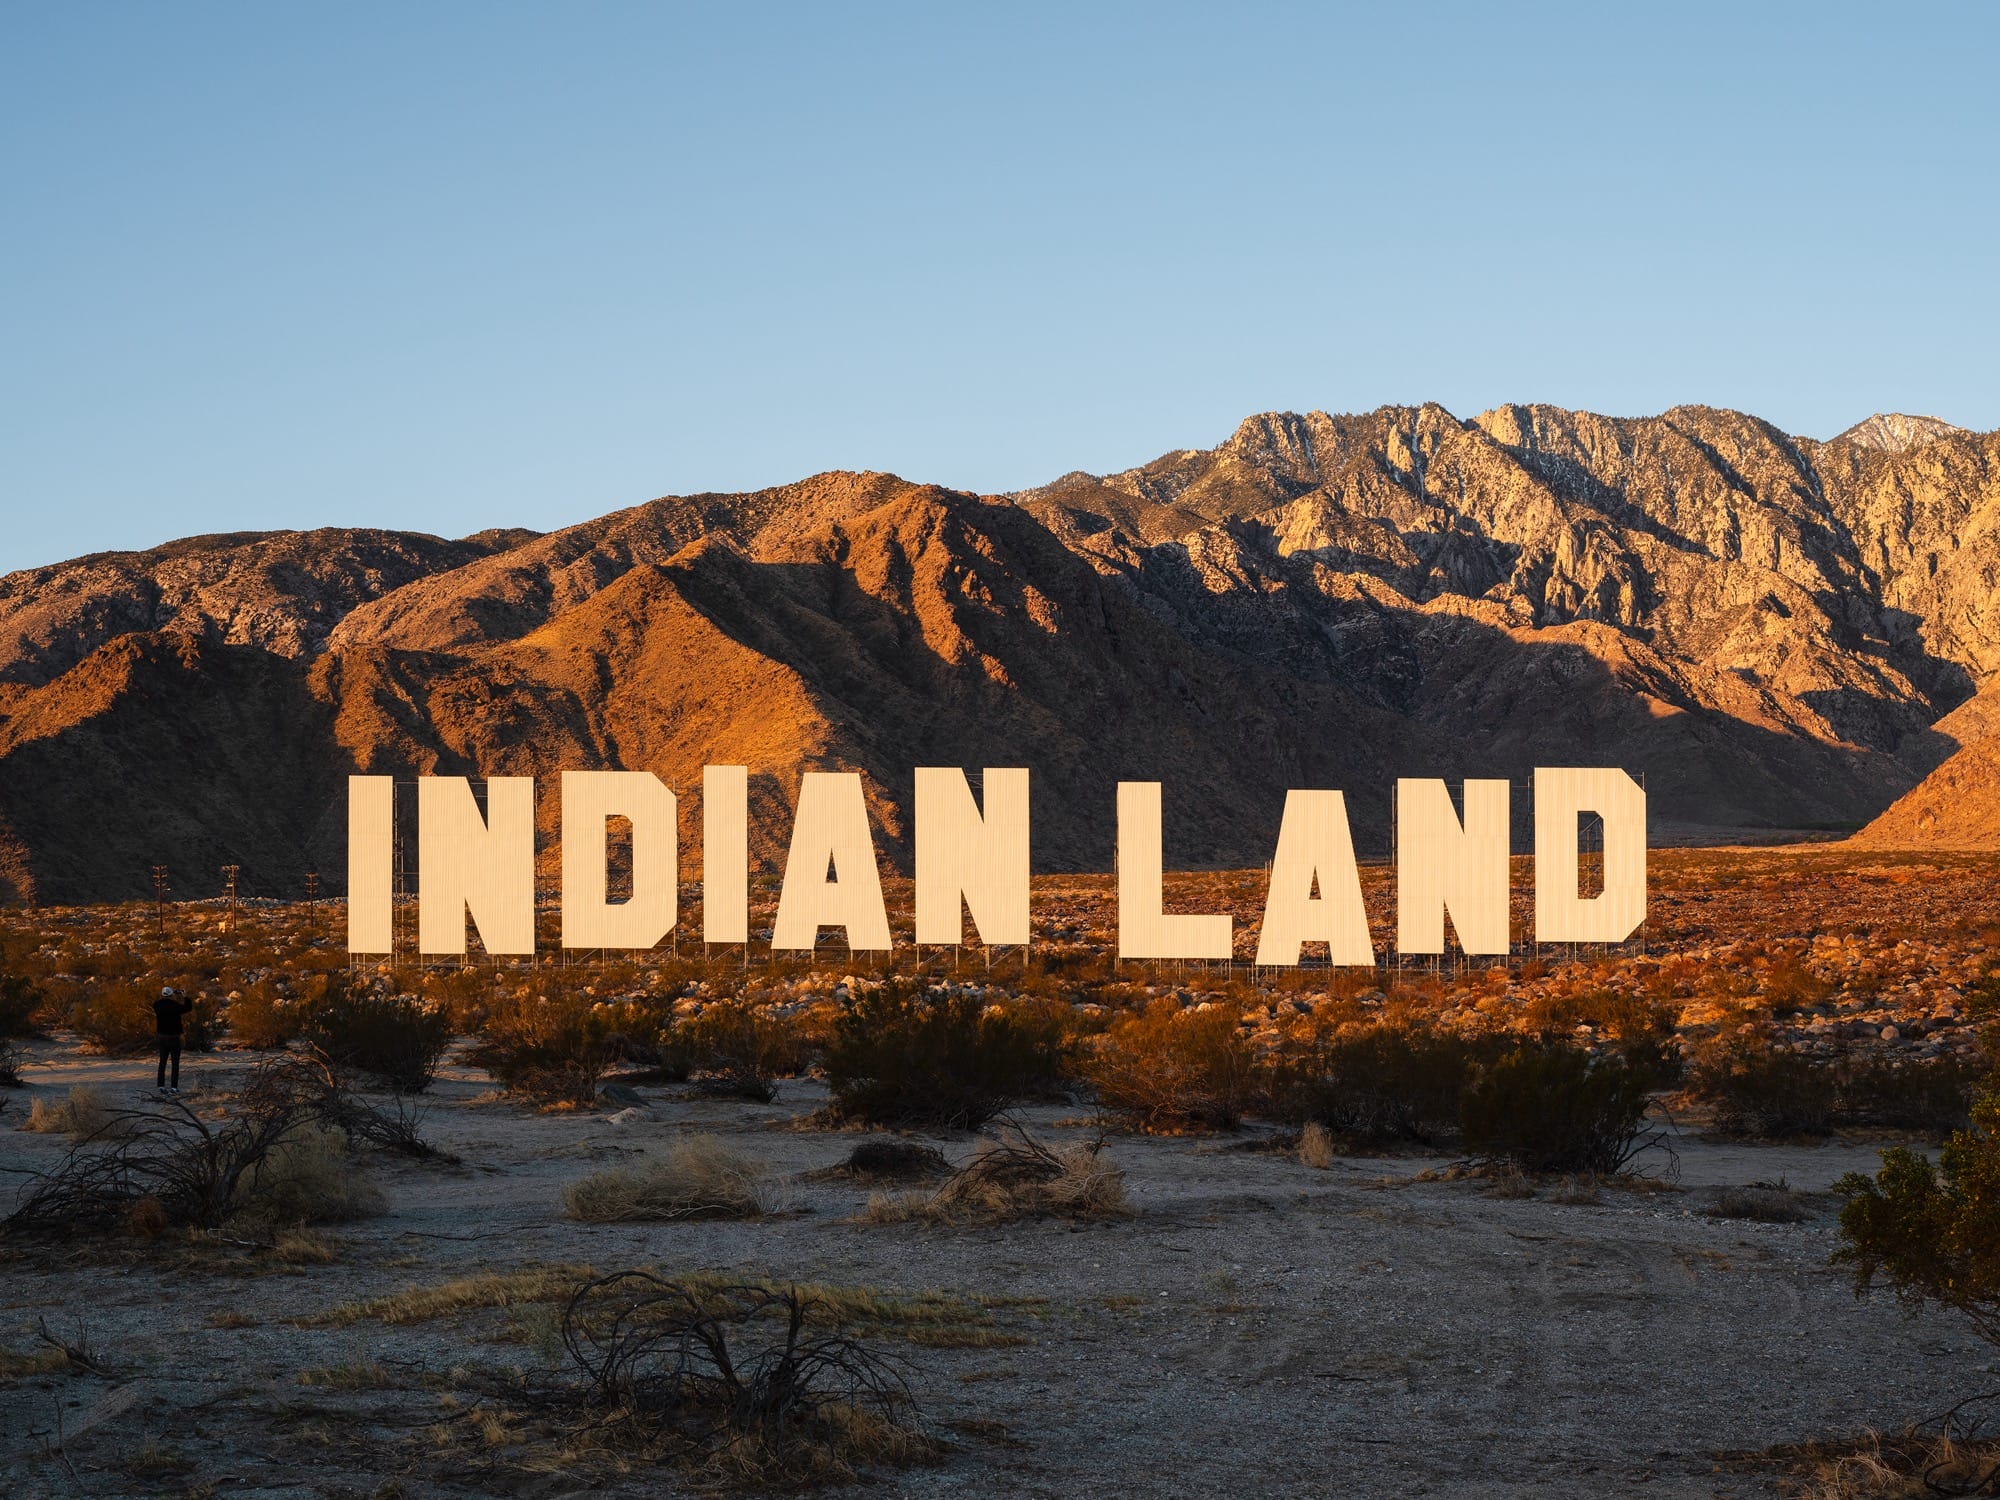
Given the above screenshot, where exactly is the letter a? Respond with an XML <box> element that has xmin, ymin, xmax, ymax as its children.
<box><xmin>1254</xmin><ymin>790</ymin><xmax>1373</xmax><ymax>966</ymax></box>
<box><xmin>772</xmin><ymin>772</ymin><xmax>892</xmax><ymax>951</ymax></box>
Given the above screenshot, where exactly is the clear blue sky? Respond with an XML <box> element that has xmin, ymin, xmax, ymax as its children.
<box><xmin>4</xmin><ymin>3</ymin><xmax>1996</xmax><ymax>571</ymax></box>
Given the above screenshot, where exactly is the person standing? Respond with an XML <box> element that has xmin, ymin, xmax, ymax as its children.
<box><xmin>154</xmin><ymin>985</ymin><xmax>195</xmax><ymax>1093</ymax></box>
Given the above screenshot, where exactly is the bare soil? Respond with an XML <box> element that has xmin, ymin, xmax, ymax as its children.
<box><xmin>1</xmin><ymin>1039</ymin><xmax>1984</xmax><ymax>1499</ymax></box>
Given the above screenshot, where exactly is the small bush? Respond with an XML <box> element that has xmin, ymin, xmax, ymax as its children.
<box><xmin>824</xmin><ymin>984</ymin><xmax>1067</xmax><ymax>1130</ymax></box>
<box><xmin>1459</xmin><ymin>1043</ymin><xmax>1659</xmax><ymax>1175</ymax></box>
<box><xmin>1084</xmin><ymin>1000</ymin><xmax>1255</xmax><ymax>1132</ymax></box>
<box><xmin>236</xmin><ymin>1126</ymin><xmax>387</xmax><ymax>1227</ymax></box>
<box><xmin>0</xmin><ymin>974</ymin><xmax>46</xmax><ymax>1038</ymax></box>
<box><xmin>0</xmin><ymin>1042</ymin><xmax>21</xmax><ymax>1089</ymax></box>
<box><xmin>1695</xmin><ymin>1042</ymin><xmax>1979</xmax><ymax>1138</ymax></box>
<box><xmin>1835</xmin><ymin>1074</ymin><xmax>2000</xmax><ymax>1349</ymax></box>
<box><xmin>680</xmin><ymin>1000</ymin><xmax>805</xmax><ymax>1103</ymax></box>
<box><xmin>1695</xmin><ymin>1042</ymin><xmax>1840</xmax><ymax>1137</ymax></box>
<box><xmin>1267</xmin><ymin>1022</ymin><xmax>1492</xmax><ymax>1146</ymax></box>
<box><xmin>296</xmin><ymin>982</ymin><xmax>451</xmax><ymax>1093</ymax></box>
<box><xmin>225</xmin><ymin>976</ymin><xmax>306</xmax><ymax>1050</ymax></box>
<box><xmin>558</xmin><ymin>1272</ymin><xmax>935</xmax><ymax>1484</ymax></box>
<box><xmin>71</xmin><ymin>984</ymin><xmax>214</xmax><ymax>1055</ymax></box>
<box><xmin>21</xmin><ymin>1085</ymin><xmax>114</xmax><ymax>1138</ymax></box>
<box><xmin>826</xmin><ymin>1142</ymin><xmax>951</xmax><ymax>1183</ymax></box>
<box><xmin>564</xmin><ymin>1135</ymin><xmax>767</xmax><ymax>1222</ymax></box>
<box><xmin>473</xmin><ymin>988</ymin><xmax>617</xmax><ymax>1105</ymax></box>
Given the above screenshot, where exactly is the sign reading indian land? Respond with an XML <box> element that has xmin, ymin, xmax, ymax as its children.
<box><xmin>348</xmin><ymin>767</ymin><xmax>1645</xmax><ymax>963</ymax></box>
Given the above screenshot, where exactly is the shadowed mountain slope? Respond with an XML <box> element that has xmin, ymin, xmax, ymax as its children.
<box><xmin>4</xmin><ymin>403</ymin><xmax>1999</xmax><ymax>901</ymax></box>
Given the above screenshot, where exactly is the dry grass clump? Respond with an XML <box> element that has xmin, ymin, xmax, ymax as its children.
<box><xmin>1297</xmin><ymin>1122</ymin><xmax>1336</xmax><ymax>1170</ymax></box>
<box><xmin>1708</xmin><ymin>1181</ymin><xmax>1814</xmax><ymax>1223</ymax></box>
<box><xmin>20</xmin><ymin>1084</ymin><xmax>114</xmax><ymax>1137</ymax></box>
<box><xmin>564</xmin><ymin>1135</ymin><xmax>767</xmax><ymax>1223</ymax></box>
<box><xmin>302</xmin><ymin>1263</ymin><xmax>597</xmax><ymax>1327</ymax></box>
<box><xmin>238</xmin><ymin>1126</ymin><xmax>388</xmax><ymax>1227</ymax></box>
<box><xmin>1768</xmin><ymin>1417</ymin><xmax>2000</xmax><ymax>1498</ymax></box>
<box><xmin>864</xmin><ymin>1124</ymin><xmax>1127</xmax><ymax>1225</ymax></box>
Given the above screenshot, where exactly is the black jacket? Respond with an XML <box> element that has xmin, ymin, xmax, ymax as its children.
<box><xmin>153</xmin><ymin>996</ymin><xmax>195</xmax><ymax>1037</ymax></box>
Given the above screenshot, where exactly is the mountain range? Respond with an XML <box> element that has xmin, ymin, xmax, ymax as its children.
<box><xmin>3</xmin><ymin>403</ymin><xmax>1997</xmax><ymax>904</ymax></box>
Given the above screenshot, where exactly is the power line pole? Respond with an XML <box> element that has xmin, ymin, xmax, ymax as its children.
<box><xmin>151</xmin><ymin>865</ymin><xmax>170</xmax><ymax>936</ymax></box>
<box><xmin>221</xmin><ymin>864</ymin><xmax>241</xmax><ymax>934</ymax></box>
<box><xmin>305</xmin><ymin>868</ymin><xmax>321</xmax><ymax>936</ymax></box>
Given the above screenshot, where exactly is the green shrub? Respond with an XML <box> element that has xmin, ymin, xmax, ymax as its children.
<box><xmin>1266</xmin><ymin>1022</ymin><xmax>1492</xmax><ymax>1146</ymax></box>
<box><xmin>823</xmin><ymin>983</ymin><xmax>1067</xmax><ymax>1130</ymax></box>
<box><xmin>0</xmin><ymin>973</ymin><xmax>46</xmax><ymax>1038</ymax></box>
<box><xmin>296</xmin><ymin>982</ymin><xmax>451</xmax><ymax>1093</ymax></box>
<box><xmin>470</xmin><ymin>987</ymin><xmax>618</xmax><ymax>1105</ymax></box>
<box><xmin>1694</xmin><ymin>1042</ymin><xmax>1840</xmax><ymax>1137</ymax></box>
<box><xmin>1459</xmin><ymin>1043</ymin><xmax>1659</xmax><ymax>1174</ymax></box>
<box><xmin>678</xmin><ymin>999</ymin><xmax>805</xmax><ymax>1103</ymax></box>
<box><xmin>1835</xmin><ymin>1074</ymin><xmax>2000</xmax><ymax>1348</ymax></box>
<box><xmin>1084</xmin><ymin>1000</ymin><xmax>1255</xmax><ymax>1133</ymax></box>
<box><xmin>71</xmin><ymin>983</ymin><xmax>217</xmax><ymax>1055</ymax></box>
<box><xmin>1694</xmin><ymin>1041</ymin><xmax>1979</xmax><ymax>1138</ymax></box>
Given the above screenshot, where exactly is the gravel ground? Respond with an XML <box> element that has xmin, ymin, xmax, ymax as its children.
<box><xmin>0</xmin><ymin>1041</ymin><xmax>1987</xmax><ymax>1499</ymax></box>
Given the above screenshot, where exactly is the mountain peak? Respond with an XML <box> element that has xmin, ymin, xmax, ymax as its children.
<box><xmin>1833</xmin><ymin>413</ymin><xmax>1969</xmax><ymax>453</ymax></box>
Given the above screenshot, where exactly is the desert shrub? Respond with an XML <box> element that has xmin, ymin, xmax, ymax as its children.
<box><xmin>71</xmin><ymin>983</ymin><xmax>215</xmax><ymax>1055</ymax></box>
<box><xmin>472</xmin><ymin>988</ymin><xmax>618</xmax><ymax>1105</ymax></box>
<box><xmin>224</xmin><ymin>975</ymin><xmax>306</xmax><ymax>1050</ymax></box>
<box><xmin>558</xmin><ymin>1272</ymin><xmax>935</xmax><ymax>1483</ymax></box>
<box><xmin>1840</xmin><ymin>1056</ymin><xmax>1982</xmax><ymax>1134</ymax></box>
<box><xmin>1522</xmin><ymin>988</ymin><xmax>1679</xmax><ymax>1046</ymax></box>
<box><xmin>21</xmin><ymin>1085</ymin><xmax>115</xmax><ymax>1138</ymax></box>
<box><xmin>235</xmin><ymin>1125</ymin><xmax>387</xmax><ymax>1227</ymax></box>
<box><xmin>0</xmin><ymin>973</ymin><xmax>46</xmax><ymax>1038</ymax></box>
<box><xmin>1835</xmin><ymin>1073</ymin><xmax>2000</xmax><ymax>1349</ymax></box>
<box><xmin>1695</xmin><ymin>1043</ymin><xmax>1978</xmax><ymax>1138</ymax></box>
<box><xmin>1708</xmin><ymin>1183</ymin><xmax>1813</xmax><ymax>1223</ymax></box>
<box><xmin>1695</xmin><ymin>1042</ymin><xmax>1842</xmax><ymax>1137</ymax></box>
<box><xmin>5</xmin><ymin>1074</ymin><xmax>366</xmax><ymax>1237</ymax></box>
<box><xmin>824</xmin><ymin>1141</ymin><xmax>950</xmax><ymax>1183</ymax></box>
<box><xmin>680</xmin><ymin>1000</ymin><xmax>806</xmax><ymax>1103</ymax></box>
<box><xmin>0</xmin><ymin>1042</ymin><xmax>21</xmax><ymax>1088</ymax></box>
<box><xmin>864</xmin><ymin>1124</ymin><xmax>1127</xmax><ymax>1224</ymax></box>
<box><xmin>1459</xmin><ymin>1043</ymin><xmax>1659</xmax><ymax>1175</ymax></box>
<box><xmin>1084</xmin><ymin>999</ymin><xmax>1255</xmax><ymax>1132</ymax></box>
<box><xmin>564</xmin><ymin>1135</ymin><xmax>766</xmax><ymax>1222</ymax></box>
<box><xmin>823</xmin><ymin>984</ymin><xmax>1066</xmax><ymax>1130</ymax></box>
<box><xmin>1266</xmin><ymin>1022</ymin><xmax>1492</xmax><ymax>1146</ymax></box>
<box><xmin>296</xmin><ymin>982</ymin><xmax>451</xmax><ymax>1093</ymax></box>
<box><xmin>1760</xmin><ymin>955</ymin><xmax>1835</xmax><ymax>1012</ymax></box>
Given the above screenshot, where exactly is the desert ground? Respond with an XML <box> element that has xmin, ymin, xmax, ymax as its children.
<box><xmin>1</xmin><ymin>846</ymin><xmax>1996</xmax><ymax>1498</ymax></box>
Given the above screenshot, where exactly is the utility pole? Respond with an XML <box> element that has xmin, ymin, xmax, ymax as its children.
<box><xmin>305</xmin><ymin>868</ymin><xmax>321</xmax><ymax>936</ymax></box>
<box><xmin>221</xmin><ymin>864</ymin><xmax>241</xmax><ymax>934</ymax></box>
<box><xmin>151</xmin><ymin>865</ymin><xmax>170</xmax><ymax>936</ymax></box>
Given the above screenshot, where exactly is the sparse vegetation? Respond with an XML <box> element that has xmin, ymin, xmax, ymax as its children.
<box><xmin>824</xmin><ymin>982</ymin><xmax>1066</xmax><ymax>1129</ymax></box>
<box><xmin>1267</xmin><ymin>1021</ymin><xmax>1491</xmax><ymax>1146</ymax></box>
<box><xmin>863</xmin><ymin>1123</ymin><xmax>1127</xmax><ymax>1224</ymax></box>
<box><xmin>1835</xmin><ymin>1067</ymin><xmax>2000</xmax><ymax>1349</ymax></box>
<box><xmin>1459</xmin><ymin>1042</ymin><xmax>1662</xmax><ymax>1175</ymax></box>
<box><xmin>564</xmin><ymin>1134</ymin><xmax>767</xmax><ymax>1222</ymax></box>
<box><xmin>297</xmin><ymin>981</ymin><xmax>452</xmax><ymax>1093</ymax></box>
<box><xmin>1085</xmin><ymin>999</ymin><xmax>1255</xmax><ymax>1132</ymax></box>
<box><xmin>556</xmin><ymin>1271</ymin><xmax>939</xmax><ymax>1484</ymax></box>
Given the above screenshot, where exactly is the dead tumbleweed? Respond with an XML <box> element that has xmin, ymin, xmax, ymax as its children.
<box><xmin>1</xmin><ymin>1049</ymin><xmax>446</xmax><ymax>1240</ymax></box>
<box><xmin>557</xmin><ymin>1270</ymin><xmax>937</xmax><ymax>1483</ymax></box>
<box><xmin>864</xmin><ymin>1120</ymin><xmax>1128</xmax><ymax>1224</ymax></box>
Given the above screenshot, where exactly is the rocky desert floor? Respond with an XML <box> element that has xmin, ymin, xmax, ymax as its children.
<box><xmin>0</xmin><ymin>1043</ymin><xmax>1989</xmax><ymax>1500</ymax></box>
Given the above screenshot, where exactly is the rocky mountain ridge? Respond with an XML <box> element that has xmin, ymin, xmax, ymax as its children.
<box><xmin>2</xmin><ymin>404</ymin><xmax>1997</xmax><ymax>903</ymax></box>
